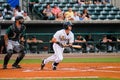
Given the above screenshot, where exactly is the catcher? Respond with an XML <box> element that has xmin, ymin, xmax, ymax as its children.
<box><xmin>41</xmin><ymin>21</ymin><xmax>74</xmax><ymax>70</ymax></box>
<box><xmin>3</xmin><ymin>16</ymin><xmax>26</xmax><ymax>69</ymax></box>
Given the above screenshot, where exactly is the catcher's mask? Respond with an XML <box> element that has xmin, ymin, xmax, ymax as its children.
<box><xmin>15</xmin><ymin>16</ymin><xmax>24</xmax><ymax>24</ymax></box>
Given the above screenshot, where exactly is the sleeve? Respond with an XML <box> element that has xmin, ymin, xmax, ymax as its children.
<box><xmin>5</xmin><ymin>27</ymin><xmax>11</xmax><ymax>34</ymax></box>
<box><xmin>53</xmin><ymin>31</ymin><xmax>60</xmax><ymax>41</ymax></box>
<box><xmin>21</xmin><ymin>26</ymin><xmax>26</xmax><ymax>38</ymax></box>
<box><xmin>69</xmin><ymin>32</ymin><xmax>74</xmax><ymax>44</ymax></box>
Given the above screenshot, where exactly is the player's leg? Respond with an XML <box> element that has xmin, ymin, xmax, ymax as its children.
<box><xmin>3</xmin><ymin>40</ymin><xmax>13</xmax><ymax>69</ymax></box>
<box><xmin>12</xmin><ymin>42</ymin><xmax>25</xmax><ymax>68</ymax></box>
<box><xmin>52</xmin><ymin>45</ymin><xmax>64</xmax><ymax>70</ymax></box>
<box><xmin>41</xmin><ymin>44</ymin><xmax>60</xmax><ymax>70</ymax></box>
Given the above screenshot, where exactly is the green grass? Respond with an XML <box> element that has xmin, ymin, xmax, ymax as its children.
<box><xmin>0</xmin><ymin>58</ymin><xmax>120</xmax><ymax>64</ymax></box>
<box><xmin>0</xmin><ymin>58</ymin><xmax>120</xmax><ymax>80</ymax></box>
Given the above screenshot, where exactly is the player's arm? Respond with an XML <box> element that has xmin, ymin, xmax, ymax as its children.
<box><xmin>4</xmin><ymin>34</ymin><xmax>8</xmax><ymax>46</ymax></box>
<box><xmin>4</xmin><ymin>27</ymin><xmax>11</xmax><ymax>46</ymax></box>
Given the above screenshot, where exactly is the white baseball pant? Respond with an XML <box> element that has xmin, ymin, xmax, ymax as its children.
<box><xmin>44</xmin><ymin>43</ymin><xmax>64</xmax><ymax>64</ymax></box>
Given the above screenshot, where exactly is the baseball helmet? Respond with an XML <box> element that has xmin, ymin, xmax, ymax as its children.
<box><xmin>15</xmin><ymin>16</ymin><xmax>24</xmax><ymax>21</ymax></box>
<box><xmin>63</xmin><ymin>21</ymin><xmax>73</xmax><ymax>30</ymax></box>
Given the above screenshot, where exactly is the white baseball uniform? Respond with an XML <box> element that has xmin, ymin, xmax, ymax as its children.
<box><xmin>44</xmin><ymin>29</ymin><xmax>74</xmax><ymax>64</ymax></box>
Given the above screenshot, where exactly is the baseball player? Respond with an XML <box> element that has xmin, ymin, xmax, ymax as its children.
<box><xmin>3</xmin><ymin>16</ymin><xmax>26</xmax><ymax>69</ymax></box>
<box><xmin>41</xmin><ymin>21</ymin><xmax>74</xmax><ymax>70</ymax></box>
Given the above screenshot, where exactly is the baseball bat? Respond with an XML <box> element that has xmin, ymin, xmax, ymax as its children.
<box><xmin>63</xmin><ymin>44</ymin><xmax>82</xmax><ymax>49</ymax></box>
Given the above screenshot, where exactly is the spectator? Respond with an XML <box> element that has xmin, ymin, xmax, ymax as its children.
<box><xmin>93</xmin><ymin>0</ymin><xmax>102</xmax><ymax>4</ymax></box>
<box><xmin>29</xmin><ymin>0</ymin><xmax>39</xmax><ymax>12</ymax></box>
<box><xmin>11</xmin><ymin>13</ymin><xmax>17</xmax><ymax>21</ymax></box>
<box><xmin>23</xmin><ymin>11</ymin><xmax>31</xmax><ymax>21</ymax></box>
<box><xmin>98</xmin><ymin>35</ymin><xmax>113</xmax><ymax>52</ymax></box>
<box><xmin>27</xmin><ymin>36</ymin><xmax>43</xmax><ymax>53</ymax></box>
<box><xmin>82</xmin><ymin>9</ymin><xmax>91</xmax><ymax>20</ymax></box>
<box><xmin>71</xmin><ymin>11</ymin><xmax>80</xmax><ymax>21</ymax></box>
<box><xmin>3</xmin><ymin>4</ymin><xmax>13</xmax><ymax>16</ymax></box>
<box><xmin>64</xmin><ymin>8</ymin><xmax>74</xmax><ymax>21</ymax></box>
<box><xmin>74</xmin><ymin>35</ymin><xmax>86</xmax><ymax>52</ymax></box>
<box><xmin>85</xmin><ymin>35</ymin><xmax>96</xmax><ymax>52</ymax></box>
<box><xmin>55</xmin><ymin>12</ymin><xmax>64</xmax><ymax>21</ymax></box>
<box><xmin>77</xmin><ymin>0</ymin><xmax>85</xmax><ymax>5</ymax></box>
<box><xmin>102</xmin><ymin>0</ymin><xmax>110</xmax><ymax>4</ymax></box>
<box><xmin>43</xmin><ymin>4</ymin><xmax>54</xmax><ymax>20</ymax></box>
<box><xmin>0</xmin><ymin>13</ymin><xmax>3</xmax><ymax>20</ymax></box>
<box><xmin>51</xmin><ymin>5</ymin><xmax>61</xmax><ymax>18</ymax></box>
<box><xmin>14</xmin><ymin>5</ymin><xmax>24</xmax><ymax>17</ymax></box>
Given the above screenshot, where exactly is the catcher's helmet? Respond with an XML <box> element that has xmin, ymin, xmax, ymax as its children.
<box><xmin>15</xmin><ymin>16</ymin><xmax>24</xmax><ymax>21</ymax></box>
<box><xmin>63</xmin><ymin>21</ymin><xmax>73</xmax><ymax>30</ymax></box>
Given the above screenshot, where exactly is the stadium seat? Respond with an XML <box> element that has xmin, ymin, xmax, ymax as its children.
<box><xmin>0</xmin><ymin>0</ymin><xmax>4</xmax><ymax>3</ymax></box>
<box><xmin>91</xmin><ymin>15</ymin><xmax>98</xmax><ymax>20</ymax></box>
<box><xmin>58</xmin><ymin>4</ymin><xmax>66</xmax><ymax>8</ymax></box>
<box><xmin>111</xmin><ymin>7</ymin><xmax>119</xmax><ymax>11</ymax></box>
<box><xmin>106</xmin><ymin>4</ymin><xmax>113</xmax><ymax>8</ymax></box>
<box><xmin>87</xmin><ymin>7</ymin><xmax>94</xmax><ymax>12</ymax></box>
<box><xmin>93</xmin><ymin>11</ymin><xmax>100</xmax><ymax>15</ymax></box>
<box><xmin>81</xmin><ymin>4</ymin><xmax>89</xmax><ymax>9</ymax></box>
<box><xmin>103</xmin><ymin>7</ymin><xmax>111</xmax><ymax>11</ymax></box>
<box><xmin>4</xmin><ymin>14</ymin><xmax>12</xmax><ymax>20</ymax></box>
<box><xmin>95</xmin><ymin>7</ymin><xmax>103</xmax><ymax>11</ymax></box>
<box><xmin>2</xmin><ymin>3</ymin><xmax>8</xmax><ymax>8</ymax></box>
<box><xmin>0</xmin><ymin>6</ymin><xmax>4</xmax><ymax>11</ymax></box>
<box><xmin>98</xmin><ymin>15</ymin><xmax>107</xmax><ymax>20</ymax></box>
<box><xmin>109</xmin><ymin>11</ymin><xmax>117</xmax><ymax>15</ymax></box>
<box><xmin>89</xmin><ymin>4</ymin><xmax>97</xmax><ymax>8</ymax></box>
<box><xmin>66</xmin><ymin>4</ymin><xmax>73</xmax><ymax>8</ymax></box>
<box><xmin>107</xmin><ymin>15</ymin><xmax>115</xmax><ymax>20</ymax></box>
<box><xmin>62</xmin><ymin>7</ymin><xmax>68</xmax><ymax>12</ymax></box>
<box><xmin>88</xmin><ymin>11</ymin><xmax>94</xmax><ymax>15</ymax></box>
<box><xmin>101</xmin><ymin>11</ymin><xmax>109</xmax><ymax>15</ymax></box>
<box><xmin>117</xmin><ymin>11</ymin><xmax>120</xmax><ymax>15</ymax></box>
<box><xmin>115</xmin><ymin>15</ymin><xmax>120</xmax><ymax>20</ymax></box>
<box><xmin>97</xmin><ymin>4</ymin><xmax>105</xmax><ymax>8</ymax></box>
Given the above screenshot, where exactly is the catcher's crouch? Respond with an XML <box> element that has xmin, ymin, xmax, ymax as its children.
<box><xmin>41</xmin><ymin>21</ymin><xmax>74</xmax><ymax>70</ymax></box>
<box><xmin>3</xmin><ymin>16</ymin><xmax>26</xmax><ymax>69</ymax></box>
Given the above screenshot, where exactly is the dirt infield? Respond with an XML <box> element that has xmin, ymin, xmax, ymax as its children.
<box><xmin>0</xmin><ymin>53</ymin><xmax>120</xmax><ymax>79</ymax></box>
<box><xmin>0</xmin><ymin>63</ymin><xmax>120</xmax><ymax>79</ymax></box>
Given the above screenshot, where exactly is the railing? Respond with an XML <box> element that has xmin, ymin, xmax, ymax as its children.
<box><xmin>25</xmin><ymin>33</ymin><xmax>120</xmax><ymax>54</ymax></box>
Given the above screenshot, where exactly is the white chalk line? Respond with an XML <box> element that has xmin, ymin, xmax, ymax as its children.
<box><xmin>22</xmin><ymin>66</ymin><xmax>120</xmax><ymax>73</ymax></box>
<box><xmin>0</xmin><ymin>76</ymin><xmax>99</xmax><ymax>79</ymax></box>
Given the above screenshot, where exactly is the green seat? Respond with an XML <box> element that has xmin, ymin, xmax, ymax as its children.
<box><xmin>91</xmin><ymin>15</ymin><xmax>98</xmax><ymax>20</ymax></box>
<box><xmin>66</xmin><ymin>4</ymin><xmax>73</xmax><ymax>8</ymax></box>
<box><xmin>93</xmin><ymin>11</ymin><xmax>100</xmax><ymax>15</ymax></box>
<box><xmin>107</xmin><ymin>15</ymin><xmax>115</xmax><ymax>20</ymax></box>
<box><xmin>95</xmin><ymin>7</ymin><xmax>103</xmax><ymax>11</ymax></box>
<box><xmin>106</xmin><ymin>4</ymin><xmax>113</xmax><ymax>8</ymax></box>
<box><xmin>97</xmin><ymin>4</ymin><xmax>105</xmax><ymax>8</ymax></box>
<box><xmin>0</xmin><ymin>6</ymin><xmax>4</xmax><ymax>11</ymax></box>
<box><xmin>109</xmin><ymin>11</ymin><xmax>117</xmax><ymax>15</ymax></box>
<box><xmin>87</xmin><ymin>7</ymin><xmax>94</xmax><ymax>12</ymax></box>
<box><xmin>111</xmin><ymin>7</ymin><xmax>119</xmax><ymax>11</ymax></box>
<box><xmin>103</xmin><ymin>7</ymin><xmax>111</xmax><ymax>11</ymax></box>
<box><xmin>89</xmin><ymin>4</ymin><xmax>96</xmax><ymax>8</ymax></box>
<box><xmin>62</xmin><ymin>7</ymin><xmax>68</xmax><ymax>12</ymax></box>
<box><xmin>101</xmin><ymin>11</ymin><xmax>109</xmax><ymax>15</ymax></box>
<box><xmin>81</xmin><ymin>4</ymin><xmax>89</xmax><ymax>8</ymax></box>
<box><xmin>117</xmin><ymin>11</ymin><xmax>120</xmax><ymax>15</ymax></box>
<box><xmin>4</xmin><ymin>14</ymin><xmax>12</xmax><ymax>20</ymax></box>
<box><xmin>115</xmin><ymin>15</ymin><xmax>120</xmax><ymax>20</ymax></box>
<box><xmin>98</xmin><ymin>15</ymin><xmax>107</xmax><ymax>20</ymax></box>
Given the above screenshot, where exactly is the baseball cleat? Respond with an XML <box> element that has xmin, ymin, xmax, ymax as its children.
<box><xmin>12</xmin><ymin>65</ymin><xmax>22</xmax><ymax>69</ymax></box>
<box><xmin>3</xmin><ymin>65</ymin><xmax>7</xmax><ymax>69</ymax></box>
<box><xmin>41</xmin><ymin>59</ymin><xmax>45</xmax><ymax>70</ymax></box>
<box><xmin>52</xmin><ymin>66</ymin><xmax>57</xmax><ymax>70</ymax></box>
